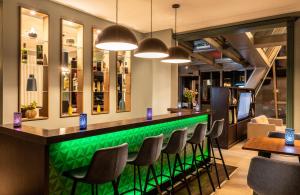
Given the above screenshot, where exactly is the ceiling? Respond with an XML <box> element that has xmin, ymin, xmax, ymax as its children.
<box><xmin>51</xmin><ymin>0</ymin><xmax>300</xmax><ymax>33</ymax></box>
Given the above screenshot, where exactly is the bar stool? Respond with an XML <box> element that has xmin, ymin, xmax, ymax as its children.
<box><xmin>184</xmin><ymin>123</ymin><xmax>215</xmax><ymax>194</ymax></box>
<box><xmin>206</xmin><ymin>119</ymin><xmax>229</xmax><ymax>188</ymax></box>
<box><xmin>63</xmin><ymin>143</ymin><xmax>128</xmax><ymax>195</ymax></box>
<box><xmin>126</xmin><ymin>134</ymin><xmax>163</xmax><ymax>195</ymax></box>
<box><xmin>160</xmin><ymin>129</ymin><xmax>191</xmax><ymax>194</ymax></box>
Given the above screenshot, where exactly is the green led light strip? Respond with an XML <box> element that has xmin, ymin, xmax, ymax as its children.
<box><xmin>49</xmin><ymin>114</ymin><xmax>208</xmax><ymax>194</ymax></box>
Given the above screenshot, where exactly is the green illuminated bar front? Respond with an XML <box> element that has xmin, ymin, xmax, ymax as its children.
<box><xmin>0</xmin><ymin>112</ymin><xmax>209</xmax><ymax>195</ymax></box>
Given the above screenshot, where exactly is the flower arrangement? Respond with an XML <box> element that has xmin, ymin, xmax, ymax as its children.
<box><xmin>183</xmin><ymin>88</ymin><xmax>198</xmax><ymax>103</ymax></box>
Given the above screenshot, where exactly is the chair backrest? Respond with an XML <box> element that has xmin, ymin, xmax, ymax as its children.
<box><xmin>164</xmin><ymin>129</ymin><xmax>187</xmax><ymax>154</ymax></box>
<box><xmin>134</xmin><ymin>134</ymin><xmax>163</xmax><ymax>166</ymax></box>
<box><xmin>85</xmin><ymin>143</ymin><xmax>128</xmax><ymax>184</ymax></box>
<box><xmin>247</xmin><ymin>156</ymin><xmax>300</xmax><ymax>195</ymax></box>
<box><xmin>268</xmin><ymin>131</ymin><xmax>300</xmax><ymax>140</ymax></box>
<box><xmin>207</xmin><ymin>119</ymin><xmax>224</xmax><ymax>139</ymax></box>
<box><xmin>189</xmin><ymin>123</ymin><xmax>207</xmax><ymax>144</ymax></box>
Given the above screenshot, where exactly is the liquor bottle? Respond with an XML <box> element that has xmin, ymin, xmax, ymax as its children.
<box><xmin>119</xmin><ymin>97</ymin><xmax>125</xmax><ymax>111</ymax></box>
<box><xmin>97</xmin><ymin>81</ymin><xmax>101</xmax><ymax>92</ymax></box>
<box><xmin>71</xmin><ymin>58</ymin><xmax>77</xmax><ymax>69</ymax></box>
<box><xmin>21</xmin><ymin>43</ymin><xmax>28</xmax><ymax>64</ymax></box>
<box><xmin>63</xmin><ymin>74</ymin><xmax>70</xmax><ymax>91</ymax></box>
<box><xmin>72</xmin><ymin>73</ymin><xmax>78</xmax><ymax>91</ymax></box>
<box><xmin>97</xmin><ymin>104</ymin><xmax>101</xmax><ymax>113</ymax></box>
<box><xmin>36</xmin><ymin>45</ymin><xmax>43</xmax><ymax>65</ymax></box>
<box><xmin>68</xmin><ymin>104</ymin><xmax>73</xmax><ymax>116</ymax></box>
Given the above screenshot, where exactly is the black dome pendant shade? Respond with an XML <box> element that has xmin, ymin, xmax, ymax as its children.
<box><xmin>95</xmin><ymin>24</ymin><xmax>138</xmax><ymax>51</ymax></box>
<box><xmin>161</xmin><ymin>4</ymin><xmax>191</xmax><ymax>64</ymax></box>
<box><xmin>134</xmin><ymin>37</ymin><xmax>168</xmax><ymax>58</ymax></box>
<box><xmin>95</xmin><ymin>0</ymin><xmax>138</xmax><ymax>51</ymax></box>
<box><xmin>161</xmin><ymin>46</ymin><xmax>190</xmax><ymax>63</ymax></box>
<box><xmin>134</xmin><ymin>0</ymin><xmax>169</xmax><ymax>58</ymax></box>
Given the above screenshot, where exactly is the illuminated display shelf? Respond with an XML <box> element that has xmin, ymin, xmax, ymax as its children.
<box><xmin>49</xmin><ymin>114</ymin><xmax>209</xmax><ymax>194</ymax></box>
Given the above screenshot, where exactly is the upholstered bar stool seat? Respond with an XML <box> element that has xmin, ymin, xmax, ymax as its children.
<box><xmin>184</xmin><ymin>123</ymin><xmax>215</xmax><ymax>195</ymax></box>
<box><xmin>206</xmin><ymin>119</ymin><xmax>230</xmax><ymax>188</ymax></box>
<box><xmin>124</xmin><ymin>134</ymin><xmax>163</xmax><ymax>195</ymax></box>
<box><xmin>63</xmin><ymin>143</ymin><xmax>128</xmax><ymax>195</ymax></box>
<box><xmin>160</xmin><ymin>129</ymin><xmax>191</xmax><ymax>194</ymax></box>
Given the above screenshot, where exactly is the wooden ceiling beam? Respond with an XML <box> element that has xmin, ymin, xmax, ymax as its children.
<box><xmin>254</xmin><ymin>34</ymin><xmax>287</xmax><ymax>48</ymax></box>
<box><xmin>203</xmin><ymin>37</ymin><xmax>249</xmax><ymax>68</ymax></box>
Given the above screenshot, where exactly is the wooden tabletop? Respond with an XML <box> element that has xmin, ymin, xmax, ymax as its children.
<box><xmin>0</xmin><ymin>111</ymin><xmax>209</xmax><ymax>145</ymax></box>
<box><xmin>242</xmin><ymin>137</ymin><xmax>300</xmax><ymax>156</ymax></box>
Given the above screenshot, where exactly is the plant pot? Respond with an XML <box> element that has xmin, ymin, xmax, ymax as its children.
<box><xmin>25</xmin><ymin>109</ymin><xmax>37</xmax><ymax>119</ymax></box>
<box><xmin>188</xmin><ymin>102</ymin><xmax>193</xmax><ymax>109</ymax></box>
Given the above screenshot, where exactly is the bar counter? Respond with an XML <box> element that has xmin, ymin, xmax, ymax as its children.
<box><xmin>0</xmin><ymin>111</ymin><xmax>210</xmax><ymax>195</ymax></box>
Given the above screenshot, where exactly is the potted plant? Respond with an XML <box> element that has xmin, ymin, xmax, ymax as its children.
<box><xmin>183</xmin><ymin>88</ymin><xmax>198</xmax><ymax>109</ymax></box>
<box><xmin>21</xmin><ymin>101</ymin><xmax>38</xmax><ymax>119</ymax></box>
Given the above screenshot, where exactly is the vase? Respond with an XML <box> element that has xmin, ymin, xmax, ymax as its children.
<box><xmin>25</xmin><ymin>109</ymin><xmax>37</xmax><ymax>119</ymax></box>
<box><xmin>188</xmin><ymin>102</ymin><xmax>193</xmax><ymax>109</ymax></box>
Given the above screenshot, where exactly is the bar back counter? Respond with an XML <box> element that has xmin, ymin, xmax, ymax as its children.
<box><xmin>0</xmin><ymin>111</ymin><xmax>210</xmax><ymax>194</ymax></box>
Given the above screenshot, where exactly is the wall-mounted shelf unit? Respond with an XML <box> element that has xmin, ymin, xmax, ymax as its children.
<box><xmin>211</xmin><ymin>87</ymin><xmax>255</xmax><ymax>149</ymax></box>
<box><xmin>60</xmin><ymin>19</ymin><xmax>83</xmax><ymax>117</ymax></box>
<box><xmin>91</xmin><ymin>28</ymin><xmax>110</xmax><ymax>114</ymax></box>
<box><xmin>116</xmin><ymin>51</ymin><xmax>131</xmax><ymax>112</ymax></box>
<box><xmin>19</xmin><ymin>7</ymin><xmax>49</xmax><ymax>121</ymax></box>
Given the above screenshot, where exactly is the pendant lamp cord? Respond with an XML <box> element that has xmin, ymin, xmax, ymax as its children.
<box><xmin>150</xmin><ymin>0</ymin><xmax>153</xmax><ymax>37</ymax></box>
<box><xmin>174</xmin><ymin>5</ymin><xmax>178</xmax><ymax>46</ymax></box>
<box><xmin>116</xmin><ymin>0</ymin><xmax>118</xmax><ymax>24</ymax></box>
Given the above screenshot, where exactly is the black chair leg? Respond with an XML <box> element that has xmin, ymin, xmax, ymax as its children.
<box><xmin>143</xmin><ymin>166</ymin><xmax>151</xmax><ymax>194</ymax></box>
<box><xmin>133</xmin><ymin>165</ymin><xmax>136</xmax><ymax>195</ymax></box>
<box><xmin>166</xmin><ymin>153</ymin><xmax>174</xmax><ymax>193</ymax></box>
<box><xmin>184</xmin><ymin>146</ymin><xmax>187</xmax><ymax>171</ymax></box>
<box><xmin>112</xmin><ymin>178</ymin><xmax>120</xmax><ymax>195</ymax></box>
<box><xmin>177</xmin><ymin>153</ymin><xmax>191</xmax><ymax>195</ymax></box>
<box><xmin>150</xmin><ymin>165</ymin><xmax>162</xmax><ymax>195</ymax></box>
<box><xmin>91</xmin><ymin>184</ymin><xmax>95</xmax><ymax>195</ymax></box>
<box><xmin>192</xmin><ymin>144</ymin><xmax>202</xmax><ymax>195</ymax></box>
<box><xmin>210</xmin><ymin>139</ymin><xmax>221</xmax><ymax>188</ymax></box>
<box><xmin>215</xmin><ymin>138</ymin><xmax>230</xmax><ymax>180</ymax></box>
<box><xmin>160</xmin><ymin>153</ymin><xmax>163</xmax><ymax>184</ymax></box>
<box><xmin>137</xmin><ymin>166</ymin><xmax>143</xmax><ymax>194</ymax></box>
<box><xmin>71</xmin><ymin>180</ymin><xmax>77</xmax><ymax>195</ymax></box>
<box><xmin>95</xmin><ymin>184</ymin><xmax>98</xmax><ymax>195</ymax></box>
<box><xmin>199</xmin><ymin>144</ymin><xmax>215</xmax><ymax>191</ymax></box>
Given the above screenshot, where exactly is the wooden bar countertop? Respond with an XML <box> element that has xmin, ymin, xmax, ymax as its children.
<box><xmin>0</xmin><ymin>111</ymin><xmax>209</xmax><ymax>145</ymax></box>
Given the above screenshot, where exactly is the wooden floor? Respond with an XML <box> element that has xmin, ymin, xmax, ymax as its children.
<box><xmin>213</xmin><ymin>141</ymin><xmax>256</xmax><ymax>195</ymax></box>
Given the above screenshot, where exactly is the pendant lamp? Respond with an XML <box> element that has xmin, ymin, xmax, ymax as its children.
<box><xmin>134</xmin><ymin>0</ymin><xmax>169</xmax><ymax>58</ymax></box>
<box><xmin>95</xmin><ymin>0</ymin><xmax>138</xmax><ymax>51</ymax></box>
<box><xmin>161</xmin><ymin>4</ymin><xmax>191</xmax><ymax>64</ymax></box>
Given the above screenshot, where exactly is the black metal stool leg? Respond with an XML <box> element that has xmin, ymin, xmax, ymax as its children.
<box><xmin>137</xmin><ymin>166</ymin><xmax>143</xmax><ymax>194</ymax></box>
<box><xmin>198</xmin><ymin>144</ymin><xmax>215</xmax><ymax>191</ymax></box>
<box><xmin>133</xmin><ymin>165</ymin><xmax>136</xmax><ymax>195</ymax></box>
<box><xmin>95</xmin><ymin>184</ymin><xmax>98</xmax><ymax>195</ymax></box>
<box><xmin>160</xmin><ymin>153</ymin><xmax>163</xmax><ymax>184</ymax></box>
<box><xmin>143</xmin><ymin>166</ymin><xmax>151</xmax><ymax>194</ymax></box>
<box><xmin>112</xmin><ymin>179</ymin><xmax>120</xmax><ymax>195</ymax></box>
<box><xmin>215</xmin><ymin>138</ymin><xmax>230</xmax><ymax>180</ymax></box>
<box><xmin>177</xmin><ymin>153</ymin><xmax>191</xmax><ymax>195</ymax></box>
<box><xmin>150</xmin><ymin>165</ymin><xmax>162</xmax><ymax>195</ymax></box>
<box><xmin>71</xmin><ymin>180</ymin><xmax>77</xmax><ymax>195</ymax></box>
<box><xmin>166</xmin><ymin>153</ymin><xmax>174</xmax><ymax>193</ymax></box>
<box><xmin>184</xmin><ymin>146</ymin><xmax>187</xmax><ymax>171</ymax></box>
<box><xmin>192</xmin><ymin>144</ymin><xmax>202</xmax><ymax>195</ymax></box>
<box><xmin>210</xmin><ymin>139</ymin><xmax>221</xmax><ymax>188</ymax></box>
<box><xmin>91</xmin><ymin>184</ymin><xmax>95</xmax><ymax>195</ymax></box>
